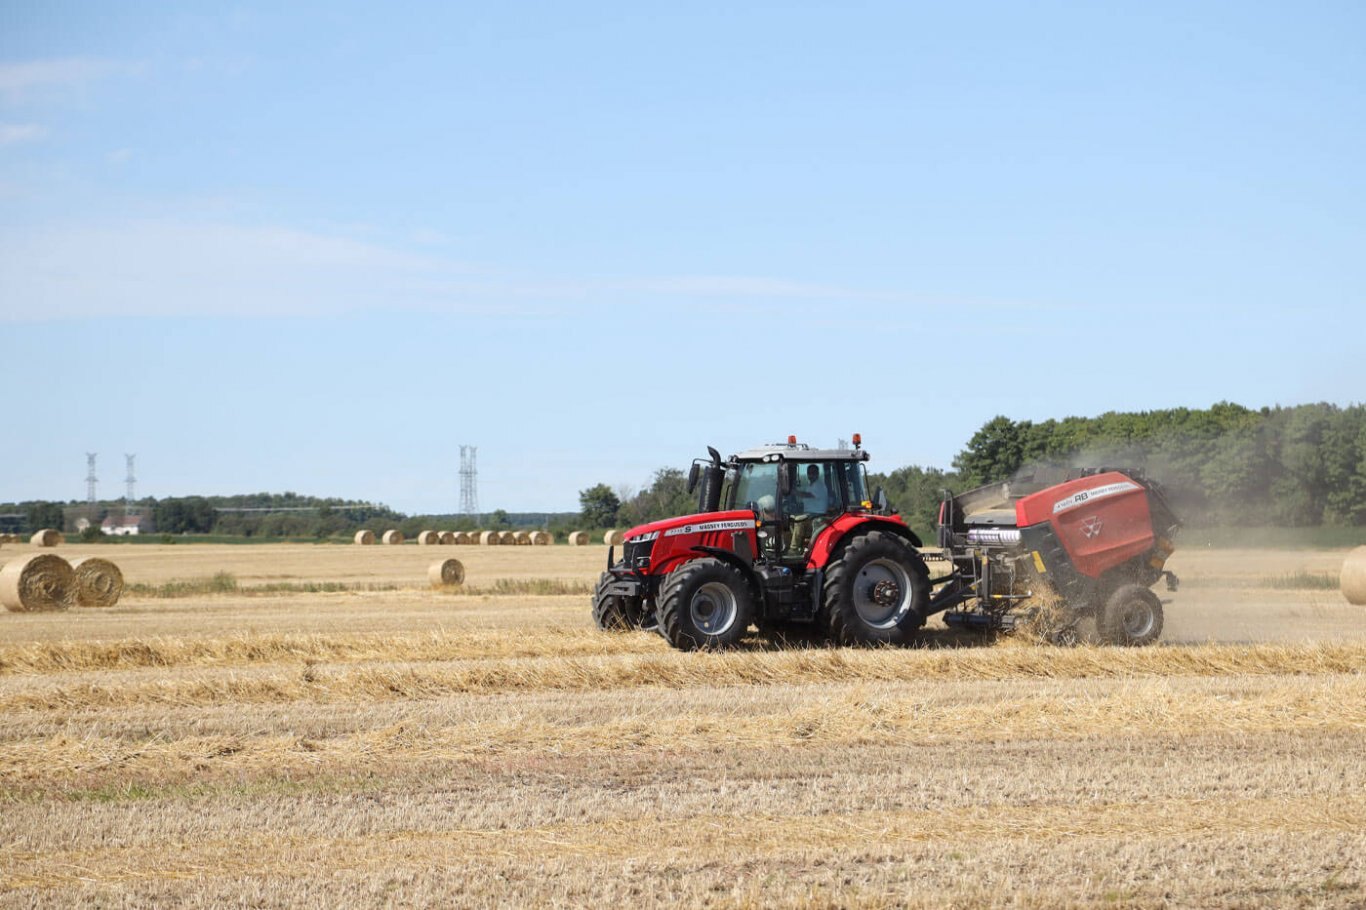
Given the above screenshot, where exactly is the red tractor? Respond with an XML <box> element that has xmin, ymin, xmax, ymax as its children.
<box><xmin>594</xmin><ymin>435</ymin><xmax>931</xmax><ymax>650</ymax></box>
<box><xmin>593</xmin><ymin>436</ymin><xmax>1180</xmax><ymax>650</ymax></box>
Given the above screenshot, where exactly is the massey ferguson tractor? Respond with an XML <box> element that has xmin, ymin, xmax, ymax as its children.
<box><xmin>592</xmin><ymin>436</ymin><xmax>1180</xmax><ymax>650</ymax></box>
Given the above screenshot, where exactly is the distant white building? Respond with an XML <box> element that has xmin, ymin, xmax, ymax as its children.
<box><xmin>101</xmin><ymin>515</ymin><xmax>152</xmax><ymax>536</ymax></box>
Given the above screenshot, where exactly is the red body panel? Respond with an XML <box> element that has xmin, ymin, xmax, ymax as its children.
<box><xmin>625</xmin><ymin>510</ymin><xmax>760</xmax><ymax>575</ymax></box>
<box><xmin>1015</xmin><ymin>472</ymin><xmax>1154</xmax><ymax>579</ymax></box>
<box><xmin>625</xmin><ymin>510</ymin><xmax>912</xmax><ymax>575</ymax></box>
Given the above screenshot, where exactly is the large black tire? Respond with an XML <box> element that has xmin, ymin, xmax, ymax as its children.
<box><xmin>824</xmin><ymin>530</ymin><xmax>929</xmax><ymax>646</ymax></box>
<box><xmin>592</xmin><ymin>571</ymin><xmax>645</xmax><ymax>631</ymax></box>
<box><xmin>658</xmin><ymin>558</ymin><xmax>754</xmax><ymax>651</ymax></box>
<box><xmin>1096</xmin><ymin>583</ymin><xmax>1164</xmax><ymax>646</ymax></box>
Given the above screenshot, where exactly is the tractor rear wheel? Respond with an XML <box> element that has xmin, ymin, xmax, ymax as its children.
<box><xmin>592</xmin><ymin>571</ymin><xmax>645</xmax><ymax>631</ymax></box>
<box><xmin>658</xmin><ymin>558</ymin><xmax>754</xmax><ymax>651</ymax></box>
<box><xmin>1097</xmin><ymin>583</ymin><xmax>1164</xmax><ymax>646</ymax></box>
<box><xmin>824</xmin><ymin>530</ymin><xmax>929</xmax><ymax>646</ymax></box>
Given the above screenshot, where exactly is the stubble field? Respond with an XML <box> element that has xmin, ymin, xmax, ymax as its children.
<box><xmin>1</xmin><ymin>541</ymin><xmax>1364</xmax><ymax>908</ymax></box>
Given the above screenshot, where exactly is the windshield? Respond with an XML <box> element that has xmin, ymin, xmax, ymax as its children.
<box><xmin>728</xmin><ymin>460</ymin><xmax>869</xmax><ymax>516</ymax></box>
<box><xmin>731</xmin><ymin>463</ymin><xmax>779</xmax><ymax>516</ymax></box>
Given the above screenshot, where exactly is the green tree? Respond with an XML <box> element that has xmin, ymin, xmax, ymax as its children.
<box><xmin>25</xmin><ymin>501</ymin><xmax>65</xmax><ymax>533</ymax></box>
<box><xmin>578</xmin><ymin>484</ymin><xmax>620</xmax><ymax>528</ymax></box>
<box><xmin>1270</xmin><ymin>404</ymin><xmax>1333</xmax><ymax>526</ymax></box>
<box><xmin>867</xmin><ymin>464</ymin><xmax>960</xmax><ymax>541</ymax></box>
<box><xmin>953</xmin><ymin>416</ymin><xmax>1028</xmax><ymax>486</ymax></box>
<box><xmin>617</xmin><ymin>468</ymin><xmax>695</xmax><ymax>526</ymax></box>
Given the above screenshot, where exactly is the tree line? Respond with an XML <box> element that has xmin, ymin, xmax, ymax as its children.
<box><xmin>0</xmin><ymin>490</ymin><xmax>578</xmax><ymax>540</ymax></box>
<box><xmin>945</xmin><ymin>401</ymin><xmax>1366</xmax><ymax>529</ymax></box>
<box><xmin>581</xmin><ymin>401</ymin><xmax>1366</xmax><ymax>539</ymax></box>
<box><xmin>7</xmin><ymin>401</ymin><xmax>1361</xmax><ymax>540</ymax></box>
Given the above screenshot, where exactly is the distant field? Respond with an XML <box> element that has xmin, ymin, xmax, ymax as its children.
<box><xmin>1183</xmin><ymin>525</ymin><xmax>1366</xmax><ymax>549</ymax></box>
<box><xmin>1</xmin><ymin>542</ymin><xmax>1363</xmax><ymax>907</ymax></box>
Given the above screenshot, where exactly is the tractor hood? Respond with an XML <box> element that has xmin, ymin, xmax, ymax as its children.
<box><xmin>623</xmin><ymin>510</ymin><xmax>758</xmax><ymax>543</ymax></box>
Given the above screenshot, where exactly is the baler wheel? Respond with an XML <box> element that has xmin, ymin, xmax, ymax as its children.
<box><xmin>824</xmin><ymin>531</ymin><xmax>929</xmax><ymax>646</ymax></box>
<box><xmin>592</xmin><ymin>571</ymin><xmax>645</xmax><ymax>631</ymax></box>
<box><xmin>657</xmin><ymin>558</ymin><xmax>754</xmax><ymax>651</ymax></box>
<box><xmin>1097</xmin><ymin>584</ymin><xmax>1164</xmax><ymax>646</ymax></box>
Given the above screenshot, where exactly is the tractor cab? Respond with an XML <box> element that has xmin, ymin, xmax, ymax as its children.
<box><xmin>695</xmin><ymin>437</ymin><xmax>878</xmax><ymax>562</ymax></box>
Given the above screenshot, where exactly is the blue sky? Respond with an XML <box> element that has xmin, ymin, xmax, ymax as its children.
<box><xmin>2</xmin><ymin>1</ymin><xmax>1363</xmax><ymax>513</ymax></box>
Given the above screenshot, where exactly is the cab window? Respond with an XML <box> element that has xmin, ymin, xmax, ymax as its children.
<box><xmin>835</xmin><ymin>462</ymin><xmax>868</xmax><ymax>507</ymax></box>
<box><xmin>731</xmin><ymin>463</ymin><xmax>779</xmax><ymax>516</ymax></box>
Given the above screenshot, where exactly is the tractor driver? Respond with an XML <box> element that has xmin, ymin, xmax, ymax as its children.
<box><xmin>800</xmin><ymin>464</ymin><xmax>829</xmax><ymax>514</ymax></box>
<box><xmin>788</xmin><ymin>464</ymin><xmax>831</xmax><ymax>553</ymax></box>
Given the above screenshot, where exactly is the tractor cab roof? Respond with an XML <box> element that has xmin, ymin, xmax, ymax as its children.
<box><xmin>730</xmin><ymin>443</ymin><xmax>871</xmax><ymax>463</ymax></box>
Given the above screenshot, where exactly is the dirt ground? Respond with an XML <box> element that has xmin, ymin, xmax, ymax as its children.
<box><xmin>1</xmin><ymin>541</ymin><xmax>1363</xmax><ymax>907</ymax></box>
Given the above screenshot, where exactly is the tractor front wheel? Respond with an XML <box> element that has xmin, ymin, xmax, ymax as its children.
<box><xmin>592</xmin><ymin>571</ymin><xmax>645</xmax><ymax>631</ymax></box>
<box><xmin>658</xmin><ymin>558</ymin><xmax>754</xmax><ymax>651</ymax></box>
<box><xmin>824</xmin><ymin>531</ymin><xmax>929</xmax><ymax>646</ymax></box>
<box><xmin>1097</xmin><ymin>583</ymin><xmax>1164</xmax><ymax>646</ymax></box>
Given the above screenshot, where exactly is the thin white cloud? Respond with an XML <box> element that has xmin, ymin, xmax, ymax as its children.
<box><xmin>0</xmin><ymin>220</ymin><xmax>485</xmax><ymax>321</ymax></box>
<box><xmin>0</xmin><ymin>123</ymin><xmax>47</xmax><ymax>145</ymax></box>
<box><xmin>0</xmin><ymin>216</ymin><xmax>1048</xmax><ymax>323</ymax></box>
<box><xmin>0</xmin><ymin>57</ymin><xmax>132</xmax><ymax>101</ymax></box>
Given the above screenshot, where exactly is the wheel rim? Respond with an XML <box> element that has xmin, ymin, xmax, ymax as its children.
<box><xmin>690</xmin><ymin>581</ymin><xmax>739</xmax><ymax>636</ymax></box>
<box><xmin>1120</xmin><ymin>600</ymin><xmax>1156</xmax><ymax>639</ymax></box>
<box><xmin>853</xmin><ymin>558</ymin><xmax>914</xmax><ymax>630</ymax></box>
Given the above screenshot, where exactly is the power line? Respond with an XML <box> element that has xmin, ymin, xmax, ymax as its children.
<box><xmin>459</xmin><ymin>445</ymin><xmax>479</xmax><ymax>517</ymax></box>
<box><xmin>125</xmin><ymin>454</ymin><xmax>138</xmax><ymax>516</ymax></box>
<box><xmin>85</xmin><ymin>453</ymin><xmax>97</xmax><ymax>505</ymax></box>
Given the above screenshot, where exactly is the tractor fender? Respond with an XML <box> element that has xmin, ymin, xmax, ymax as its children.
<box><xmin>808</xmin><ymin>515</ymin><xmax>923</xmax><ymax>569</ymax></box>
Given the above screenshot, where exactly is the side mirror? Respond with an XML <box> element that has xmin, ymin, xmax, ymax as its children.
<box><xmin>873</xmin><ymin>487</ymin><xmax>890</xmax><ymax>513</ymax></box>
<box><xmin>780</xmin><ymin>462</ymin><xmax>796</xmax><ymax>496</ymax></box>
<box><xmin>686</xmin><ymin>462</ymin><xmax>700</xmax><ymax>494</ymax></box>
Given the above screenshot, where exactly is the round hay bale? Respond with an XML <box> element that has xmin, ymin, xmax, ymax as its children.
<box><xmin>0</xmin><ymin>553</ymin><xmax>74</xmax><ymax>612</ymax></box>
<box><xmin>568</xmin><ymin>530</ymin><xmax>590</xmax><ymax>546</ymax></box>
<box><xmin>530</xmin><ymin>530</ymin><xmax>553</xmax><ymax>546</ymax></box>
<box><xmin>439</xmin><ymin>531</ymin><xmax>456</xmax><ymax>545</ymax></box>
<box><xmin>499</xmin><ymin>531</ymin><xmax>518</xmax><ymax>545</ymax></box>
<box><xmin>353</xmin><ymin>530</ymin><xmax>376</xmax><ymax>545</ymax></box>
<box><xmin>382</xmin><ymin>529</ymin><xmax>404</xmax><ymax>545</ymax></box>
<box><xmin>479</xmin><ymin>530</ymin><xmax>501</xmax><ymax>546</ymax></box>
<box><xmin>453</xmin><ymin>531</ymin><xmax>471</xmax><ymax>545</ymax></box>
<box><xmin>428</xmin><ymin>558</ymin><xmax>466</xmax><ymax>587</ymax></box>
<box><xmin>417</xmin><ymin>530</ymin><xmax>440</xmax><ymax>546</ymax></box>
<box><xmin>514</xmin><ymin>530</ymin><xmax>532</xmax><ymax>546</ymax></box>
<box><xmin>68</xmin><ymin>556</ymin><xmax>124</xmax><ymax>607</ymax></box>
<box><xmin>603</xmin><ymin>529</ymin><xmax>625</xmax><ymax>546</ymax></box>
<box><xmin>1342</xmin><ymin>546</ymin><xmax>1366</xmax><ymax>606</ymax></box>
<box><xmin>30</xmin><ymin>529</ymin><xmax>63</xmax><ymax>547</ymax></box>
